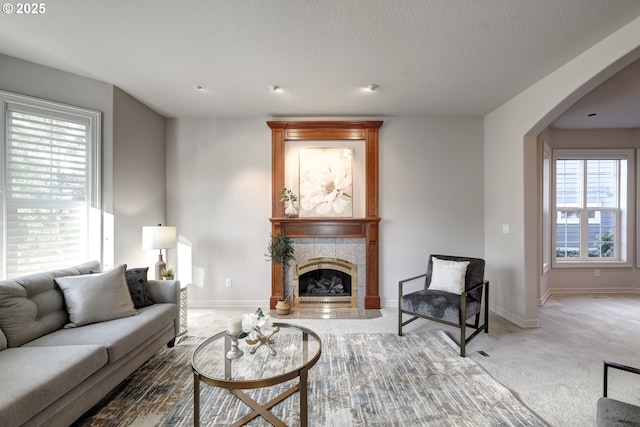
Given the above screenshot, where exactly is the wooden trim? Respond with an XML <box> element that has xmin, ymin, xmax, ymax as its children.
<box><xmin>267</xmin><ymin>121</ymin><xmax>383</xmax><ymax>309</ymax></box>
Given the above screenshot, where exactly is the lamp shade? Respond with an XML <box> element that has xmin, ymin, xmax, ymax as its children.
<box><xmin>142</xmin><ymin>225</ymin><xmax>177</xmax><ymax>250</ymax></box>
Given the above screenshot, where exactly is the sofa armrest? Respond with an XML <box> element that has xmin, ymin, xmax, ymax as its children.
<box><xmin>148</xmin><ymin>280</ymin><xmax>180</xmax><ymax>304</ymax></box>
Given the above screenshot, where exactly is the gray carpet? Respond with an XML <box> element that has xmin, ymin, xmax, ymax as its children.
<box><xmin>75</xmin><ymin>331</ymin><xmax>547</xmax><ymax>426</ymax></box>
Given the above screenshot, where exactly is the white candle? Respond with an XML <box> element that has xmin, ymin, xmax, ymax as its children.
<box><xmin>228</xmin><ymin>317</ymin><xmax>242</xmax><ymax>335</ymax></box>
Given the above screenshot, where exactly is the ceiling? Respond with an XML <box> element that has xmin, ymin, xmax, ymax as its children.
<box><xmin>1</xmin><ymin>0</ymin><xmax>639</xmax><ymax>126</ymax></box>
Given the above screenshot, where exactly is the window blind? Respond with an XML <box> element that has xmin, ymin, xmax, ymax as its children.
<box><xmin>5</xmin><ymin>105</ymin><xmax>91</xmax><ymax>277</ymax></box>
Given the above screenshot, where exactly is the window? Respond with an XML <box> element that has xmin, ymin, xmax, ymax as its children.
<box><xmin>0</xmin><ymin>91</ymin><xmax>101</xmax><ymax>278</ymax></box>
<box><xmin>553</xmin><ymin>150</ymin><xmax>633</xmax><ymax>266</ymax></box>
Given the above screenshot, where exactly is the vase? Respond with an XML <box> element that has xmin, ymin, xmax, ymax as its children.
<box><xmin>275</xmin><ymin>299</ymin><xmax>291</xmax><ymax>315</ymax></box>
<box><xmin>284</xmin><ymin>202</ymin><xmax>299</xmax><ymax>218</ymax></box>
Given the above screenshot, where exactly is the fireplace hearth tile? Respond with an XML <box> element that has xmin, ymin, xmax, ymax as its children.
<box><xmin>269</xmin><ymin>308</ymin><xmax>382</xmax><ymax>320</ymax></box>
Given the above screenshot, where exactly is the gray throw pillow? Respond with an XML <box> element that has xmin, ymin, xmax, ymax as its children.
<box><xmin>55</xmin><ymin>264</ymin><xmax>137</xmax><ymax>327</ymax></box>
<box><xmin>125</xmin><ymin>267</ymin><xmax>155</xmax><ymax>309</ymax></box>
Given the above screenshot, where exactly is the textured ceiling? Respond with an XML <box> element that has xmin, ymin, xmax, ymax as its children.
<box><xmin>0</xmin><ymin>0</ymin><xmax>639</xmax><ymax>123</ymax></box>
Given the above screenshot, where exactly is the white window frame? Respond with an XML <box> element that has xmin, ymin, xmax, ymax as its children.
<box><xmin>552</xmin><ymin>149</ymin><xmax>633</xmax><ymax>268</ymax></box>
<box><xmin>0</xmin><ymin>90</ymin><xmax>101</xmax><ymax>278</ymax></box>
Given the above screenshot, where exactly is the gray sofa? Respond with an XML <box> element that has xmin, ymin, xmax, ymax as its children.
<box><xmin>0</xmin><ymin>261</ymin><xmax>180</xmax><ymax>427</ymax></box>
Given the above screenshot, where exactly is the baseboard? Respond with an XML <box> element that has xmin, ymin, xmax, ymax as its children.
<box><xmin>188</xmin><ymin>300</ymin><xmax>269</xmax><ymax>309</ymax></box>
<box><xmin>538</xmin><ymin>289</ymin><xmax>552</xmax><ymax>306</ymax></box>
<box><xmin>549</xmin><ymin>287</ymin><xmax>640</xmax><ymax>296</ymax></box>
<box><xmin>491</xmin><ymin>305</ymin><xmax>540</xmax><ymax>329</ymax></box>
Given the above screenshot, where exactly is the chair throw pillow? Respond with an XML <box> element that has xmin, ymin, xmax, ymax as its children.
<box><xmin>55</xmin><ymin>264</ymin><xmax>137</xmax><ymax>327</ymax></box>
<box><xmin>125</xmin><ymin>267</ymin><xmax>155</xmax><ymax>308</ymax></box>
<box><xmin>429</xmin><ymin>257</ymin><xmax>470</xmax><ymax>295</ymax></box>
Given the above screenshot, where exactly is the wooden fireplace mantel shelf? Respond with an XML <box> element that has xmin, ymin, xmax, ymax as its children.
<box><xmin>270</xmin><ymin>217</ymin><xmax>381</xmax><ymax>238</ymax></box>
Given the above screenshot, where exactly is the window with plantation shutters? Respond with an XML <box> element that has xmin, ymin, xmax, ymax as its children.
<box><xmin>1</xmin><ymin>91</ymin><xmax>101</xmax><ymax>278</ymax></box>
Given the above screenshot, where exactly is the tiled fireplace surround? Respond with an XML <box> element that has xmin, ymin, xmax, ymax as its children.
<box><xmin>288</xmin><ymin>238</ymin><xmax>365</xmax><ymax>308</ymax></box>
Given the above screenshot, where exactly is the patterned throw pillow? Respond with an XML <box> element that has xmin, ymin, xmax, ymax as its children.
<box><xmin>125</xmin><ymin>267</ymin><xmax>155</xmax><ymax>308</ymax></box>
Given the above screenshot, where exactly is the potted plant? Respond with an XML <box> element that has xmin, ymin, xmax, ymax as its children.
<box><xmin>266</xmin><ymin>232</ymin><xmax>295</xmax><ymax>314</ymax></box>
<box><xmin>281</xmin><ymin>187</ymin><xmax>299</xmax><ymax>218</ymax></box>
<box><xmin>160</xmin><ymin>267</ymin><xmax>174</xmax><ymax>280</ymax></box>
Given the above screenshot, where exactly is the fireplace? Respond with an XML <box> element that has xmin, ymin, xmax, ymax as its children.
<box><xmin>294</xmin><ymin>257</ymin><xmax>357</xmax><ymax>308</ymax></box>
<box><xmin>268</xmin><ymin>120</ymin><xmax>383</xmax><ymax>310</ymax></box>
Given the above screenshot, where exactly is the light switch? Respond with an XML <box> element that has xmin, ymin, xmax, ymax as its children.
<box><xmin>502</xmin><ymin>224</ymin><xmax>510</xmax><ymax>234</ymax></box>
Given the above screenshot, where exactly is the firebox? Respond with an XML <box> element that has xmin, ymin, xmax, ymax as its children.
<box><xmin>293</xmin><ymin>257</ymin><xmax>358</xmax><ymax>308</ymax></box>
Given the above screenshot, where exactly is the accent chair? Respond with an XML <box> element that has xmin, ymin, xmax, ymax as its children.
<box><xmin>398</xmin><ymin>254</ymin><xmax>489</xmax><ymax>357</ymax></box>
<box><xmin>596</xmin><ymin>360</ymin><xmax>640</xmax><ymax>426</ymax></box>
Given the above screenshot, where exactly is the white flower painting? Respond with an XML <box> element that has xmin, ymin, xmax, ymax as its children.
<box><xmin>299</xmin><ymin>147</ymin><xmax>353</xmax><ymax>217</ymax></box>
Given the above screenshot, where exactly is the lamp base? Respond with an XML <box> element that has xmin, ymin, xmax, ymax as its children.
<box><xmin>155</xmin><ymin>253</ymin><xmax>166</xmax><ymax>280</ymax></box>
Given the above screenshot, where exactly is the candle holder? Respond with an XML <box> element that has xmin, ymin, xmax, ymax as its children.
<box><xmin>225</xmin><ymin>331</ymin><xmax>244</xmax><ymax>360</ymax></box>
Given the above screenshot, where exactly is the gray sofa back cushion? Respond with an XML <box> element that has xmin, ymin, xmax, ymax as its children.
<box><xmin>0</xmin><ymin>260</ymin><xmax>102</xmax><ymax>348</ymax></box>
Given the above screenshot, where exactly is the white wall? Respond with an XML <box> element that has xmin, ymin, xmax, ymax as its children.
<box><xmin>484</xmin><ymin>16</ymin><xmax>640</xmax><ymax>328</ymax></box>
<box><xmin>113</xmin><ymin>87</ymin><xmax>167</xmax><ymax>269</ymax></box>
<box><xmin>166</xmin><ymin>116</ymin><xmax>484</xmax><ymax>308</ymax></box>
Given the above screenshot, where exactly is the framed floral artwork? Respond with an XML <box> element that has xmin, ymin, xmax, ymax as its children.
<box><xmin>299</xmin><ymin>147</ymin><xmax>353</xmax><ymax>217</ymax></box>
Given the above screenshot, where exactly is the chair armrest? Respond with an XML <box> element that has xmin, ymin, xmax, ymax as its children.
<box><xmin>603</xmin><ymin>360</ymin><xmax>640</xmax><ymax>397</ymax></box>
<box><xmin>399</xmin><ymin>273</ymin><xmax>427</xmax><ymax>297</ymax></box>
<box><xmin>148</xmin><ymin>279</ymin><xmax>181</xmax><ymax>304</ymax></box>
<box><xmin>463</xmin><ymin>280</ymin><xmax>489</xmax><ymax>295</ymax></box>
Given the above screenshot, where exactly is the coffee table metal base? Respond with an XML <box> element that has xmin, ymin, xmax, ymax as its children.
<box><xmin>193</xmin><ymin>367</ymin><xmax>309</xmax><ymax>427</ymax></box>
<box><xmin>191</xmin><ymin>324</ymin><xmax>320</xmax><ymax>426</ymax></box>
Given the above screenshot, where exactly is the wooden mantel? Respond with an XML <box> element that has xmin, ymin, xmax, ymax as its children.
<box><xmin>267</xmin><ymin>120</ymin><xmax>383</xmax><ymax>310</ymax></box>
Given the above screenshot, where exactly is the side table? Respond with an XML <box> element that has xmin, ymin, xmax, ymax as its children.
<box><xmin>178</xmin><ymin>285</ymin><xmax>188</xmax><ymax>336</ymax></box>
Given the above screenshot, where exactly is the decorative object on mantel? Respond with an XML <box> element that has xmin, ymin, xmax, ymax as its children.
<box><xmin>280</xmin><ymin>187</ymin><xmax>299</xmax><ymax>218</ymax></box>
<box><xmin>266</xmin><ymin>233</ymin><xmax>296</xmax><ymax>315</ymax></box>
<box><xmin>160</xmin><ymin>267</ymin><xmax>174</xmax><ymax>280</ymax></box>
<box><xmin>240</xmin><ymin>308</ymin><xmax>280</xmax><ymax>355</ymax></box>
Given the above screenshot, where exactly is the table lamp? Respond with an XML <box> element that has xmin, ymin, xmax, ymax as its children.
<box><xmin>142</xmin><ymin>224</ymin><xmax>177</xmax><ymax>279</ymax></box>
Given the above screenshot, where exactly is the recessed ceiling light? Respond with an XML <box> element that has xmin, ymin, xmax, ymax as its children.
<box><xmin>587</xmin><ymin>112</ymin><xmax>598</xmax><ymax>117</ymax></box>
<box><xmin>364</xmin><ymin>84</ymin><xmax>379</xmax><ymax>91</ymax></box>
<box><xmin>269</xmin><ymin>84</ymin><xmax>281</xmax><ymax>92</ymax></box>
<box><xmin>193</xmin><ymin>84</ymin><xmax>207</xmax><ymax>92</ymax></box>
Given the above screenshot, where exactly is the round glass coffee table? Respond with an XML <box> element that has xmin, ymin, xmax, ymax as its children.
<box><xmin>191</xmin><ymin>322</ymin><xmax>322</xmax><ymax>427</ymax></box>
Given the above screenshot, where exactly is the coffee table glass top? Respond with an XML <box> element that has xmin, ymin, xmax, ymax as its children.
<box><xmin>192</xmin><ymin>322</ymin><xmax>322</xmax><ymax>389</ymax></box>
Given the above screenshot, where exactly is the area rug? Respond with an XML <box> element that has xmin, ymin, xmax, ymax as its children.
<box><xmin>73</xmin><ymin>331</ymin><xmax>547</xmax><ymax>426</ymax></box>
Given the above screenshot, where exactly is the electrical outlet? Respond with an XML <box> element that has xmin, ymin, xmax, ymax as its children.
<box><xmin>595</xmin><ymin>269</ymin><xmax>600</xmax><ymax>277</ymax></box>
<box><xmin>225</xmin><ymin>278</ymin><xmax>232</xmax><ymax>288</ymax></box>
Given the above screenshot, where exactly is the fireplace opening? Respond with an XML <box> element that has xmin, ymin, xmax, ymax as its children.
<box><xmin>299</xmin><ymin>269</ymin><xmax>351</xmax><ymax>297</ymax></box>
<box><xmin>294</xmin><ymin>257</ymin><xmax>357</xmax><ymax>308</ymax></box>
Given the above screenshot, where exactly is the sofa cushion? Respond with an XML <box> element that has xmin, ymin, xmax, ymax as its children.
<box><xmin>0</xmin><ymin>345</ymin><xmax>107</xmax><ymax>427</ymax></box>
<box><xmin>0</xmin><ymin>328</ymin><xmax>6</xmax><ymax>351</ymax></box>
<box><xmin>23</xmin><ymin>303</ymin><xmax>176</xmax><ymax>363</ymax></box>
<box><xmin>55</xmin><ymin>264</ymin><xmax>137</xmax><ymax>327</ymax></box>
<box><xmin>125</xmin><ymin>267</ymin><xmax>155</xmax><ymax>308</ymax></box>
<box><xmin>0</xmin><ymin>260</ymin><xmax>102</xmax><ymax>347</ymax></box>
